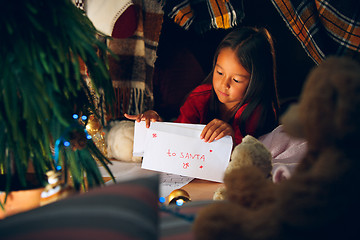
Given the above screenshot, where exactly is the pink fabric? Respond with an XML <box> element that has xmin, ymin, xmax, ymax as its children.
<box><xmin>258</xmin><ymin>125</ymin><xmax>307</xmax><ymax>182</ymax></box>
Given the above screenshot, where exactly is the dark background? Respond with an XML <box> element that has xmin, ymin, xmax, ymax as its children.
<box><xmin>153</xmin><ymin>0</ymin><xmax>316</xmax><ymax>121</ymax></box>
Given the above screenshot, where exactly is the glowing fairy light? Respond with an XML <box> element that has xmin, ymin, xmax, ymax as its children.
<box><xmin>176</xmin><ymin>199</ymin><xmax>184</xmax><ymax>206</ymax></box>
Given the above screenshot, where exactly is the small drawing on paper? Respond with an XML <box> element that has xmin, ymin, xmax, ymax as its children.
<box><xmin>159</xmin><ymin>173</ymin><xmax>194</xmax><ymax>198</ymax></box>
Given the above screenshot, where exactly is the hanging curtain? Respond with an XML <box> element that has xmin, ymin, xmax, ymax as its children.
<box><xmin>271</xmin><ymin>0</ymin><xmax>360</xmax><ymax>64</ymax></box>
<box><xmin>160</xmin><ymin>0</ymin><xmax>245</xmax><ymax>34</ymax></box>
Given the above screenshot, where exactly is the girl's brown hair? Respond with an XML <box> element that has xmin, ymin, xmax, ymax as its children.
<box><xmin>206</xmin><ymin>26</ymin><xmax>279</xmax><ymax>137</ymax></box>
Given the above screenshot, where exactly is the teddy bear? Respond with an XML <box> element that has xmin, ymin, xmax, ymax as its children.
<box><xmin>193</xmin><ymin>56</ymin><xmax>360</xmax><ymax>240</ymax></box>
<box><xmin>105</xmin><ymin>120</ymin><xmax>142</xmax><ymax>162</ymax></box>
<box><xmin>213</xmin><ymin>135</ymin><xmax>273</xmax><ymax>201</ymax></box>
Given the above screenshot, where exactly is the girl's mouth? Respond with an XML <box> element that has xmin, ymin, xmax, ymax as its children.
<box><xmin>218</xmin><ymin>90</ymin><xmax>229</xmax><ymax>97</ymax></box>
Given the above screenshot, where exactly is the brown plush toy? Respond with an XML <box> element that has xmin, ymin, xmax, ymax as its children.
<box><xmin>213</xmin><ymin>135</ymin><xmax>273</xmax><ymax>201</ymax></box>
<box><xmin>193</xmin><ymin>57</ymin><xmax>360</xmax><ymax>240</ymax></box>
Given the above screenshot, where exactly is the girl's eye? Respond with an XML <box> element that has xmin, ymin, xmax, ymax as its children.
<box><xmin>233</xmin><ymin>79</ymin><xmax>240</xmax><ymax>83</ymax></box>
<box><xmin>216</xmin><ymin>71</ymin><xmax>223</xmax><ymax>75</ymax></box>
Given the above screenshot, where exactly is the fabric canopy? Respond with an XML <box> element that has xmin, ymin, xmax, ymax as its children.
<box><xmin>160</xmin><ymin>0</ymin><xmax>245</xmax><ymax>34</ymax></box>
<box><xmin>271</xmin><ymin>0</ymin><xmax>360</xmax><ymax>64</ymax></box>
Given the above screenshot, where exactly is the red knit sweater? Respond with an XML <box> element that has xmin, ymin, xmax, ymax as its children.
<box><xmin>174</xmin><ymin>84</ymin><xmax>259</xmax><ymax>145</ymax></box>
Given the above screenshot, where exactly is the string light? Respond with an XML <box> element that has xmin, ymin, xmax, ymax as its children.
<box><xmin>52</xmin><ymin>113</ymin><xmax>108</xmax><ymax>171</ymax></box>
<box><xmin>53</xmin><ymin>138</ymin><xmax>62</xmax><ymax>171</ymax></box>
<box><xmin>53</xmin><ymin>113</ymin><xmax>93</xmax><ymax>172</ymax></box>
<box><xmin>176</xmin><ymin>199</ymin><xmax>184</xmax><ymax>206</ymax></box>
<box><xmin>84</xmin><ymin>129</ymin><xmax>92</xmax><ymax>140</ymax></box>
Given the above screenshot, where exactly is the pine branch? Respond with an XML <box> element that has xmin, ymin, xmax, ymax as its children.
<box><xmin>0</xmin><ymin>0</ymin><xmax>116</xmax><ymax>193</ymax></box>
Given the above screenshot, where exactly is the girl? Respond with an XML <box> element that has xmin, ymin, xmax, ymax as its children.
<box><xmin>125</xmin><ymin>26</ymin><xmax>279</xmax><ymax>145</ymax></box>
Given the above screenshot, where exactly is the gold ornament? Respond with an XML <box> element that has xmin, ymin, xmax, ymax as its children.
<box><xmin>85</xmin><ymin>114</ymin><xmax>107</xmax><ymax>157</ymax></box>
<box><xmin>85</xmin><ymin>115</ymin><xmax>102</xmax><ymax>135</ymax></box>
<box><xmin>168</xmin><ymin>189</ymin><xmax>191</xmax><ymax>205</ymax></box>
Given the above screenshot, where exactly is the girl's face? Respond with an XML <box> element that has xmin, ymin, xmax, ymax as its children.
<box><xmin>212</xmin><ymin>47</ymin><xmax>250</xmax><ymax>111</ymax></box>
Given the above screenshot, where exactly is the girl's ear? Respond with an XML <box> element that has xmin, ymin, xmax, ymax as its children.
<box><xmin>280</xmin><ymin>104</ymin><xmax>305</xmax><ymax>139</ymax></box>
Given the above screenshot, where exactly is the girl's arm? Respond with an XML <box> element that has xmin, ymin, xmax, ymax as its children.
<box><xmin>124</xmin><ymin>110</ymin><xmax>163</xmax><ymax>128</ymax></box>
<box><xmin>200</xmin><ymin>119</ymin><xmax>235</xmax><ymax>143</ymax></box>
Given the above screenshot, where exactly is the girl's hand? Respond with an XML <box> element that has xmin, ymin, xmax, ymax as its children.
<box><xmin>200</xmin><ymin>119</ymin><xmax>234</xmax><ymax>143</ymax></box>
<box><xmin>124</xmin><ymin>110</ymin><xmax>162</xmax><ymax>128</ymax></box>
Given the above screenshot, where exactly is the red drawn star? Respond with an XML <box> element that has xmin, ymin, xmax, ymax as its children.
<box><xmin>209</xmin><ymin>149</ymin><xmax>213</xmax><ymax>152</ymax></box>
<box><xmin>152</xmin><ymin>133</ymin><xmax>157</xmax><ymax>138</ymax></box>
<box><xmin>199</xmin><ymin>165</ymin><xmax>203</xmax><ymax>169</ymax></box>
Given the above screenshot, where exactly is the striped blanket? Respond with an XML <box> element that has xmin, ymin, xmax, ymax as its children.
<box><xmin>108</xmin><ymin>1</ymin><xmax>164</xmax><ymax>117</ymax></box>
<box><xmin>271</xmin><ymin>0</ymin><xmax>360</xmax><ymax>64</ymax></box>
<box><xmin>160</xmin><ymin>0</ymin><xmax>245</xmax><ymax>33</ymax></box>
<box><xmin>73</xmin><ymin>0</ymin><xmax>163</xmax><ymax>118</ymax></box>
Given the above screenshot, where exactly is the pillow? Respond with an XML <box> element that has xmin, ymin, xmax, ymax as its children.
<box><xmin>0</xmin><ymin>174</ymin><xmax>159</xmax><ymax>240</ymax></box>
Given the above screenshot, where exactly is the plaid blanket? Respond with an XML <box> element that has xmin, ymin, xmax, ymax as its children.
<box><xmin>271</xmin><ymin>0</ymin><xmax>360</xmax><ymax>64</ymax></box>
<box><xmin>160</xmin><ymin>0</ymin><xmax>245</xmax><ymax>33</ymax></box>
<box><xmin>108</xmin><ymin>0</ymin><xmax>163</xmax><ymax>117</ymax></box>
<box><xmin>74</xmin><ymin>0</ymin><xmax>163</xmax><ymax>118</ymax></box>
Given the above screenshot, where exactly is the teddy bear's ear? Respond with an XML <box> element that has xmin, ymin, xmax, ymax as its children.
<box><xmin>280</xmin><ymin>104</ymin><xmax>305</xmax><ymax>139</ymax></box>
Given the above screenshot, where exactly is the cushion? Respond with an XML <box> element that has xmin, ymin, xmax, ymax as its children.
<box><xmin>0</xmin><ymin>174</ymin><xmax>159</xmax><ymax>240</ymax></box>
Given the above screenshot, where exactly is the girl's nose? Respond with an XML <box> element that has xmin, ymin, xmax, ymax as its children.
<box><xmin>222</xmin><ymin>77</ymin><xmax>230</xmax><ymax>89</ymax></box>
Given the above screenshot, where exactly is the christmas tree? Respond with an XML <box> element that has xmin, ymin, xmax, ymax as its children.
<box><xmin>0</xmin><ymin>0</ymin><xmax>115</xmax><ymax>195</ymax></box>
